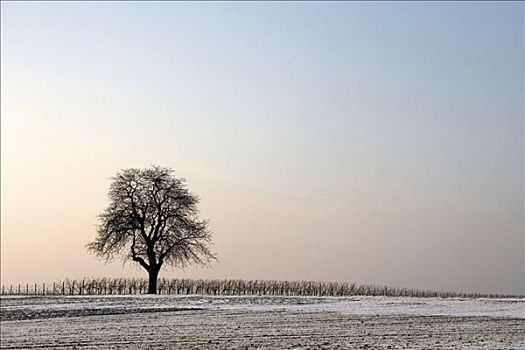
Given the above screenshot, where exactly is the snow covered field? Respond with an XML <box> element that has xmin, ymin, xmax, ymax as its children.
<box><xmin>1</xmin><ymin>295</ymin><xmax>524</xmax><ymax>349</ymax></box>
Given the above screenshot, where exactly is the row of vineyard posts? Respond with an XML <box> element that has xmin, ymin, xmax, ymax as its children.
<box><xmin>0</xmin><ymin>278</ymin><xmax>518</xmax><ymax>299</ymax></box>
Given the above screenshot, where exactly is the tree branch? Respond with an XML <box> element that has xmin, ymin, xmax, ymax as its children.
<box><xmin>131</xmin><ymin>233</ymin><xmax>149</xmax><ymax>271</ymax></box>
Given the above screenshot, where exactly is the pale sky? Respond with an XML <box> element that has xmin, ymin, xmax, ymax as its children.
<box><xmin>1</xmin><ymin>2</ymin><xmax>523</xmax><ymax>295</ymax></box>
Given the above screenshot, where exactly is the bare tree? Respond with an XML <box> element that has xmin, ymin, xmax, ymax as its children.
<box><xmin>87</xmin><ymin>166</ymin><xmax>215</xmax><ymax>294</ymax></box>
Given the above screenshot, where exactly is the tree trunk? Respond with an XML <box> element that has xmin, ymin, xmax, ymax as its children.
<box><xmin>147</xmin><ymin>267</ymin><xmax>159</xmax><ymax>294</ymax></box>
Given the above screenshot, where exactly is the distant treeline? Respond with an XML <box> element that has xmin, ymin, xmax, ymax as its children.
<box><xmin>0</xmin><ymin>278</ymin><xmax>521</xmax><ymax>299</ymax></box>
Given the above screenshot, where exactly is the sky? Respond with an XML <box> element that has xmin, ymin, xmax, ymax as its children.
<box><xmin>1</xmin><ymin>2</ymin><xmax>523</xmax><ymax>295</ymax></box>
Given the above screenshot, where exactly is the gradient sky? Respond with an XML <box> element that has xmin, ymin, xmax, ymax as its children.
<box><xmin>1</xmin><ymin>2</ymin><xmax>523</xmax><ymax>294</ymax></box>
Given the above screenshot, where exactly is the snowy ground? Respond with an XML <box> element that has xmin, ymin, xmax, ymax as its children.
<box><xmin>1</xmin><ymin>295</ymin><xmax>524</xmax><ymax>349</ymax></box>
